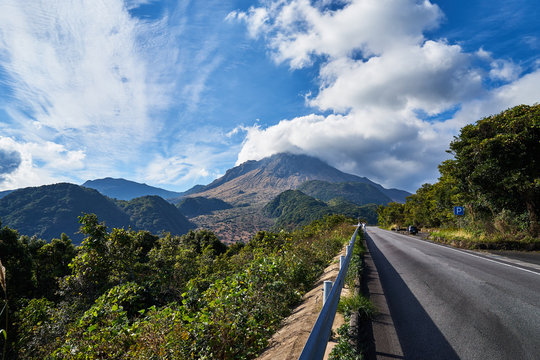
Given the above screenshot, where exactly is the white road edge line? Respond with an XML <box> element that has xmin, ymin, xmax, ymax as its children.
<box><xmin>372</xmin><ymin>228</ymin><xmax>540</xmax><ymax>277</ymax></box>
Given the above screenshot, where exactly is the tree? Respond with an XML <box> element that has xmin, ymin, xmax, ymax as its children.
<box><xmin>377</xmin><ymin>202</ymin><xmax>405</xmax><ymax>228</ymax></box>
<box><xmin>444</xmin><ymin>104</ymin><xmax>540</xmax><ymax>235</ymax></box>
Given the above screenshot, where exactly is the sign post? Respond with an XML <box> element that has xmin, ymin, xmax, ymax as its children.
<box><xmin>453</xmin><ymin>206</ymin><xmax>464</xmax><ymax>229</ymax></box>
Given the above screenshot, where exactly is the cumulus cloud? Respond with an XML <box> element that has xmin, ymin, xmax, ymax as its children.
<box><xmin>233</xmin><ymin>0</ymin><xmax>539</xmax><ymax>191</ymax></box>
<box><xmin>0</xmin><ymin>136</ymin><xmax>85</xmax><ymax>189</ymax></box>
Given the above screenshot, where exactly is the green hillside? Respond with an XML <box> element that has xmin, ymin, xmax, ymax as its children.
<box><xmin>176</xmin><ymin>196</ymin><xmax>233</xmax><ymax>217</ymax></box>
<box><xmin>0</xmin><ymin>183</ymin><xmax>130</xmax><ymax>243</ymax></box>
<box><xmin>264</xmin><ymin>190</ymin><xmax>332</xmax><ymax>229</ymax></box>
<box><xmin>0</xmin><ymin>184</ymin><xmax>194</xmax><ymax>243</ymax></box>
<box><xmin>264</xmin><ymin>189</ymin><xmax>380</xmax><ymax>230</ymax></box>
<box><xmin>298</xmin><ymin>180</ymin><xmax>392</xmax><ymax>205</ymax></box>
<box><xmin>327</xmin><ymin>198</ymin><xmax>379</xmax><ymax>224</ymax></box>
<box><xmin>116</xmin><ymin>196</ymin><xmax>195</xmax><ymax>235</ymax></box>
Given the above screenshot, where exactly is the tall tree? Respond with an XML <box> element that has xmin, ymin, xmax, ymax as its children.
<box><xmin>444</xmin><ymin>104</ymin><xmax>540</xmax><ymax>235</ymax></box>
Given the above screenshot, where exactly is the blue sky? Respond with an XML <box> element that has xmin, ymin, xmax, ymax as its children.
<box><xmin>0</xmin><ymin>0</ymin><xmax>538</xmax><ymax>193</ymax></box>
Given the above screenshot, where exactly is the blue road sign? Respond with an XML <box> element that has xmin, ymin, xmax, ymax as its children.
<box><xmin>454</xmin><ymin>206</ymin><xmax>465</xmax><ymax>216</ymax></box>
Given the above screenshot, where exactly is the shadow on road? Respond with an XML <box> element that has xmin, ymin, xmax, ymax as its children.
<box><xmin>364</xmin><ymin>232</ymin><xmax>460</xmax><ymax>360</ymax></box>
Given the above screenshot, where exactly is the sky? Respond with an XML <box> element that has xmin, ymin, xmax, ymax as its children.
<box><xmin>0</xmin><ymin>0</ymin><xmax>538</xmax><ymax>193</ymax></box>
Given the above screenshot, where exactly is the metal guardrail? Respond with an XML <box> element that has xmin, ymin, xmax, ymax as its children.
<box><xmin>298</xmin><ymin>224</ymin><xmax>361</xmax><ymax>360</ymax></box>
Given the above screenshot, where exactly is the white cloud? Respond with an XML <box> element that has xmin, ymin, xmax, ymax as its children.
<box><xmin>233</xmin><ymin>0</ymin><xmax>540</xmax><ymax>191</ymax></box>
<box><xmin>312</xmin><ymin>40</ymin><xmax>483</xmax><ymax>114</ymax></box>
<box><xmin>139</xmin><ymin>125</ymin><xmax>243</xmax><ymax>190</ymax></box>
<box><xmin>0</xmin><ymin>136</ymin><xmax>85</xmax><ymax>190</ymax></box>
<box><xmin>488</xmin><ymin>59</ymin><xmax>522</xmax><ymax>82</ymax></box>
<box><xmin>0</xmin><ymin>0</ymin><xmax>183</xmax><ymax>187</ymax></box>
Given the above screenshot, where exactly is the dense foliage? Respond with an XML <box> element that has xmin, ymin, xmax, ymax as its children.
<box><xmin>176</xmin><ymin>197</ymin><xmax>233</xmax><ymax>217</ymax></box>
<box><xmin>0</xmin><ymin>184</ymin><xmax>194</xmax><ymax>244</ymax></box>
<box><xmin>378</xmin><ymin>104</ymin><xmax>539</xmax><ymax>247</ymax></box>
<box><xmin>1</xmin><ymin>214</ymin><xmax>354</xmax><ymax>359</ymax></box>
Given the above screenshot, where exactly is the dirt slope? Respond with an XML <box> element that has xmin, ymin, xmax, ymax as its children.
<box><xmin>256</xmin><ymin>245</ymin><xmax>350</xmax><ymax>360</ymax></box>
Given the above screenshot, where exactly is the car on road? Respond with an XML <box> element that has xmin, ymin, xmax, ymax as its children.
<box><xmin>408</xmin><ymin>225</ymin><xmax>418</xmax><ymax>235</ymax></box>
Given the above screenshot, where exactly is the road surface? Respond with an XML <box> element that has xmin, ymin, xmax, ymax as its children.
<box><xmin>365</xmin><ymin>226</ymin><xmax>540</xmax><ymax>360</ymax></box>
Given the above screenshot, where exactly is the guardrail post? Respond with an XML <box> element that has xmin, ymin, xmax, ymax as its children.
<box><xmin>339</xmin><ymin>255</ymin><xmax>345</xmax><ymax>270</ymax></box>
<box><xmin>298</xmin><ymin>225</ymin><xmax>359</xmax><ymax>360</ymax></box>
<box><xmin>323</xmin><ymin>281</ymin><xmax>333</xmax><ymax>306</ymax></box>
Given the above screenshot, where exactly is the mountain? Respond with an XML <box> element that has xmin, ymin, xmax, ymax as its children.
<box><xmin>325</xmin><ymin>198</ymin><xmax>379</xmax><ymax>224</ymax></box>
<box><xmin>297</xmin><ymin>180</ymin><xmax>392</xmax><ymax>205</ymax></box>
<box><xmin>0</xmin><ymin>183</ymin><xmax>131</xmax><ymax>243</ymax></box>
<box><xmin>0</xmin><ymin>183</ymin><xmax>194</xmax><ymax>243</ymax></box>
<box><xmin>0</xmin><ymin>190</ymin><xmax>14</xmax><ymax>199</ymax></box>
<box><xmin>263</xmin><ymin>190</ymin><xmax>379</xmax><ymax>230</ymax></box>
<box><xmin>176</xmin><ymin>197</ymin><xmax>233</xmax><ymax>218</ymax></box>
<box><xmin>116</xmin><ymin>196</ymin><xmax>195</xmax><ymax>235</ymax></box>
<box><xmin>82</xmin><ymin>177</ymin><xmax>182</xmax><ymax>201</ymax></box>
<box><xmin>263</xmin><ymin>190</ymin><xmax>332</xmax><ymax>229</ymax></box>
<box><xmin>190</xmin><ymin>153</ymin><xmax>410</xmax><ymax>204</ymax></box>
<box><xmin>186</xmin><ymin>153</ymin><xmax>410</xmax><ymax>242</ymax></box>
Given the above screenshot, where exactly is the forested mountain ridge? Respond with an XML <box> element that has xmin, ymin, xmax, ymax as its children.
<box><xmin>0</xmin><ymin>183</ymin><xmax>130</xmax><ymax>243</ymax></box>
<box><xmin>0</xmin><ymin>183</ymin><xmax>194</xmax><ymax>243</ymax></box>
<box><xmin>0</xmin><ymin>190</ymin><xmax>14</xmax><ymax>199</ymax></box>
<box><xmin>116</xmin><ymin>195</ymin><xmax>195</xmax><ymax>235</ymax></box>
<box><xmin>298</xmin><ymin>180</ymin><xmax>393</xmax><ymax>205</ymax></box>
<box><xmin>264</xmin><ymin>189</ymin><xmax>379</xmax><ymax>229</ymax></box>
<box><xmin>82</xmin><ymin>177</ymin><xmax>183</xmax><ymax>200</ymax></box>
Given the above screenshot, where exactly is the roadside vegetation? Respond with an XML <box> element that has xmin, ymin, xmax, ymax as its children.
<box><xmin>378</xmin><ymin>104</ymin><xmax>539</xmax><ymax>250</ymax></box>
<box><xmin>0</xmin><ymin>214</ymin><xmax>354</xmax><ymax>359</ymax></box>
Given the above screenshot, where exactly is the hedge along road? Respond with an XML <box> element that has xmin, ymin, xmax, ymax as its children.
<box><xmin>365</xmin><ymin>226</ymin><xmax>540</xmax><ymax>360</ymax></box>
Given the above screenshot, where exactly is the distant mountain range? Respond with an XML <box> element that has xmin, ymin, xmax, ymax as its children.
<box><xmin>82</xmin><ymin>177</ymin><xmax>183</xmax><ymax>200</ymax></box>
<box><xmin>0</xmin><ymin>153</ymin><xmax>411</xmax><ymax>243</ymax></box>
<box><xmin>0</xmin><ymin>183</ymin><xmax>194</xmax><ymax>243</ymax></box>
<box><xmin>183</xmin><ymin>153</ymin><xmax>410</xmax><ymax>242</ymax></box>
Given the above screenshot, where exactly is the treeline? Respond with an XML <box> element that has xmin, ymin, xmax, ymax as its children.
<box><xmin>1</xmin><ymin>214</ymin><xmax>354</xmax><ymax>359</ymax></box>
<box><xmin>378</xmin><ymin>104</ymin><xmax>539</xmax><ymax>248</ymax></box>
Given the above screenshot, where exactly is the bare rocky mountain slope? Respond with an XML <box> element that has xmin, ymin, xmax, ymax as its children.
<box><xmin>185</xmin><ymin>153</ymin><xmax>409</xmax><ymax>243</ymax></box>
<box><xmin>189</xmin><ymin>153</ymin><xmax>408</xmax><ymax>205</ymax></box>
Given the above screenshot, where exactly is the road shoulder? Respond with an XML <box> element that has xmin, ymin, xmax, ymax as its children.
<box><xmin>362</xmin><ymin>236</ymin><xmax>404</xmax><ymax>360</ymax></box>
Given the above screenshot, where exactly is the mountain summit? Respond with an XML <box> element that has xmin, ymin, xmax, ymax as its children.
<box><xmin>191</xmin><ymin>153</ymin><xmax>409</xmax><ymax>204</ymax></box>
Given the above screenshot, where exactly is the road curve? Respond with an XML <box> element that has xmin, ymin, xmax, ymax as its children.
<box><xmin>365</xmin><ymin>226</ymin><xmax>540</xmax><ymax>360</ymax></box>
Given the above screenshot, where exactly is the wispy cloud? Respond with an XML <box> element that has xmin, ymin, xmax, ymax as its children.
<box><xmin>0</xmin><ymin>0</ymin><xmax>208</xmax><ymax>190</ymax></box>
<box><xmin>140</xmin><ymin>125</ymin><xmax>243</xmax><ymax>189</ymax></box>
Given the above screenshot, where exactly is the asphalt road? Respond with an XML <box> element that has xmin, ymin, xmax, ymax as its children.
<box><xmin>365</xmin><ymin>226</ymin><xmax>540</xmax><ymax>360</ymax></box>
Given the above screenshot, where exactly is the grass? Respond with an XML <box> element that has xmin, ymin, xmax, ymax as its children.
<box><xmin>337</xmin><ymin>294</ymin><xmax>375</xmax><ymax>320</ymax></box>
<box><xmin>428</xmin><ymin>228</ymin><xmax>540</xmax><ymax>251</ymax></box>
